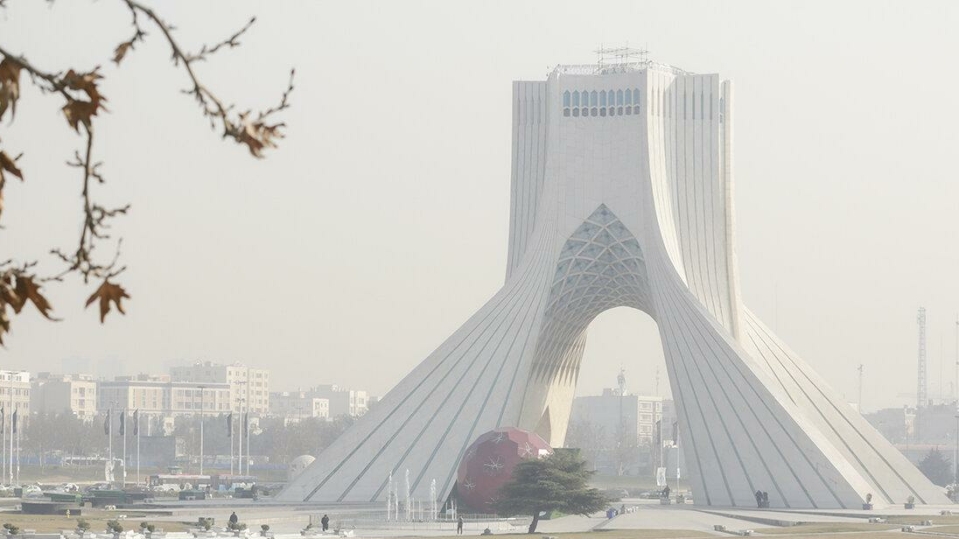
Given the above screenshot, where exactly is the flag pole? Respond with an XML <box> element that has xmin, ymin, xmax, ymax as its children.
<box><xmin>122</xmin><ymin>409</ymin><xmax>127</xmax><ymax>487</ymax></box>
<box><xmin>108</xmin><ymin>407</ymin><xmax>113</xmax><ymax>486</ymax></box>
<box><xmin>238</xmin><ymin>401</ymin><xmax>243</xmax><ymax>478</ymax></box>
<box><xmin>15</xmin><ymin>416</ymin><xmax>19</xmax><ymax>486</ymax></box>
<box><xmin>2</xmin><ymin>407</ymin><xmax>6</xmax><ymax>485</ymax></box>
<box><xmin>9</xmin><ymin>389</ymin><xmax>14</xmax><ymax>485</ymax></box>
<box><xmin>136</xmin><ymin>410</ymin><xmax>140</xmax><ymax>486</ymax></box>
<box><xmin>229</xmin><ymin>412</ymin><xmax>234</xmax><ymax>476</ymax></box>
<box><xmin>199</xmin><ymin>386</ymin><xmax>204</xmax><ymax>476</ymax></box>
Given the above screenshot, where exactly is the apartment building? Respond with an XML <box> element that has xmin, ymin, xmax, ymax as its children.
<box><xmin>31</xmin><ymin>372</ymin><xmax>97</xmax><ymax>420</ymax></box>
<box><xmin>170</xmin><ymin>361</ymin><xmax>270</xmax><ymax>415</ymax></box>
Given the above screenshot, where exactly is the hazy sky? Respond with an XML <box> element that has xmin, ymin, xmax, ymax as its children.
<box><xmin>2</xmin><ymin>1</ymin><xmax>958</xmax><ymax>412</ymax></box>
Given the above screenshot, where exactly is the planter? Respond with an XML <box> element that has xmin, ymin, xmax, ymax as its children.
<box><xmin>905</xmin><ymin>503</ymin><xmax>915</xmax><ymax>509</ymax></box>
<box><xmin>862</xmin><ymin>503</ymin><xmax>873</xmax><ymax>510</ymax></box>
<box><xmin>675</xmin><ymin>495</ymin><xmax>686</xmax><ymax>504</ymax></box>
<box><xmin>659</xmin><ymin>498</ymin><xmax>671</xmax><ymax>505</ymax></box>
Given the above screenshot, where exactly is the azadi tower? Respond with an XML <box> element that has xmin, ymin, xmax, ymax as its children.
<box><xmin>280</xmin><ymin>56</ymin><xmax>947</xmax><ymax>508</ymax></box>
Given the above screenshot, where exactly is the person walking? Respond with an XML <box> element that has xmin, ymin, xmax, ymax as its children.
<box><xmin>321</xmin><ymin>514</ymin><xmax>330</xmax><ymax>532</ymax></box>
<box><xmin>229</xmin><ymin>512</ymin><xmax>239</xmax><ymax>526</ymax></box>
<box><xmin>456</xmin><ymin>516</ymin><xmax>463</xmax><ymax>535</ymax></box>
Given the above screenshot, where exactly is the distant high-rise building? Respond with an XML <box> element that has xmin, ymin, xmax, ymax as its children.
<box><xmin>170</xmin><ymin>361</ymin><xmax>270</xmax><ymax>415</ymax></box>
<box><xmin>31</xmin><ymin>373</ymin><xmax>98</xmax><ymax>421</ymax></box>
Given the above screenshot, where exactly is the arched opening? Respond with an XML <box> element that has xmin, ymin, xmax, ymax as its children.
<box><xmin>564</xmin><ymin>307</ymin><xmax>674</xmax><ymax>478</ymax></box>
<box><xmin>577</xmin><ymin>307</ymin><xmax>668</xmax><ymax>400</ymax></box>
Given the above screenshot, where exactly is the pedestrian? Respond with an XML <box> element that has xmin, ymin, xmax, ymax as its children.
<box><xmin>229</xmin><ymin>512</ymin><xmax>238</xmax><ymax>525</ymax></box>
<box><xmin>762</xmin><ymin>492</ymin><xmax>769</xmax><ymax>508</ymax></box>
<box><xmin>457</xmin><ymin>516</ymin><xmax>463</xmax><ymax>535</ymax></box>
<box><xmin>662</xmin><ymin>485</ymin><xmax>670</xmax><ymax>499</ymax></box>
<box><xmin>754</xmin><ymin>490</ymin><xmax>762</xmax><ymax>508</ymax></box>
<box><xmin>321</xmin><ymin>514</ymin><xmax>330</xmax><ymax>532</ymax></box>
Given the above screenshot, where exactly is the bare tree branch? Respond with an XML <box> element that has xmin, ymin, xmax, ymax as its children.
<box><xmin>0</xmin><ymin>0</ymin><xmax>294</xmax><ymax>337</ymax></box>
<box><xmin>121</xmin><ymin>0</ymin><xmax>294</xmax><ymax>157</ymax></box>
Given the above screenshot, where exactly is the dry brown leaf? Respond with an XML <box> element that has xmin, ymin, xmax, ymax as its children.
<box><xmin>0</xmin><ymin>308</ymin><xmax>9</xmax><ymax>346</ymax></box>
<box><xmin>13</xmin><ymin>274</ymin><xmax>54</xmax><ymax>319</ymax></box>
<box><xmin>60</xmin><ymin>68</ymin><xmax>107</xmax><ymax>131</ymax></box>
<box><xmin>0</xmin><ymin>274</ymin><xmax>20</xmax><ymax>312</ymax></box>
<box><xmin>62</xmin><ymin>68</ymin><xmax>105</xmax><ymax>105</ymax></box>
<box><xmin>85</xmin><ymin>279</ymin><xmax>130</xmax><ymax>323</ymax></box>
<box><xmin>0</xmin><ymin>149</ymin><xmax>23</xmax><ymax>182</ymax></box>
<box><xmin>236</xmin><ymin>112</ymin><xmax>285</xmax><ymax>158</ymax></box>
<box><xmin>62</xmin><ymin>100</ymin><xmax>103</xmax><ymax>132</ymax></box>
<box><xmin>0</xmin><ymin>148</ymin><xmax>23</xmax><ymax>221</ymax></box>
<box><xmin>0</xmin><ymin>57</ymin><xmax>22</xmax><ymax>121</ymax></box>
<box><xmin>113</xmin><ymin>42</ymin><xmax>134</xmax><ymax>65</ymax></box>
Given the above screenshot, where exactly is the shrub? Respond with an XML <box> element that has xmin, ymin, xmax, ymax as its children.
<box><xmin>77</xmin><ymin>520</ymin><xmax>91</xmax><ymax>532</ymax></box>
<box><xmin>3</xmin><ymin>523</ymin><xmax>20</xmax><ymax>536</ymax></box>
<box><xmin>261</xmin><ymin>525</ymin><xmax>270</xmax><ymax>532</ymax></box>
<box><xmin>106</xmin><ymin>520</ymin><xmax>124</xmax><ymax>533</ymax></box>
<box><xmin>147</xmin><ymin>525</ymin><xmax>156</xmax><ymax>533</ymax></box>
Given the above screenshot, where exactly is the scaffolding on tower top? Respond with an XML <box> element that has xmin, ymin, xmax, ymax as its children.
<box><xmin>552</xmin><ymin>46</ymin><xmax>689</xmax><ymax>77</ymax></box>
<box><xmin>595</xmin><ymin>45</ymin><xmax>650</xmax><ymax>66</ymax></box>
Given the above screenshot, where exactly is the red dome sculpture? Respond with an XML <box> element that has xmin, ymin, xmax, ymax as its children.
<box><xmin>455</xmin><ymin>427</ymin><xmax>553</xmax><ymax>513</ymax></box>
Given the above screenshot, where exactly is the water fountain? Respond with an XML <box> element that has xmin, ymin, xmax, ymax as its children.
<box><xmin>404</xmin><ymin>469</ymin><xmax>411</xmax><ymax>522</ymax></box>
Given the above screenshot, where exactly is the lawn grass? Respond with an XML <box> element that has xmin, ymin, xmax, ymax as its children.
<box><xmin>886</xmin><ymin>513</ymin><xmax>959</xmax><ymax>525</ymax></box>
<box><xmin>427</xmin><ymin>531</ymin><xmax>903</xmax><ymax>539</ymax></box>
<box><xmin>752</xmin><ymin>522</ymin><xmax>898</xmax><ymax>534</ymax></box>
<box><xmin>431</xmin><ymin>532</ymin><xmax>711</xmax><ymax>539</ymax></box>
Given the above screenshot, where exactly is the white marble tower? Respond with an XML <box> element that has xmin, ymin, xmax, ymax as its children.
<box><xmin>279</xmin><ymin>56</ymin><xmax>946</xmax><ymax>509</ymax></box>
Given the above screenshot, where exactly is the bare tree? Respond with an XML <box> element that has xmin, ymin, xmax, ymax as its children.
<box><xmin>0</xmin><ymin>0</ymin><xmax>294</xmax><ymax>343</ymax></box>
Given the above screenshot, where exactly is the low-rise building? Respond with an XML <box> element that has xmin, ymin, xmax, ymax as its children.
<box><xmin>270</xmin><ymin>391</ymin><xmax>330</xmax><ymax>422</ymax></box>
<box><xmin>0</xmin><ymin>370</ymin><xmax>31</xmax><ymax>422</ymax></box>
<box><xmin>311</xmin><ymin>385</ymin><xmax>369</xmax><ymax>418</ymax></box>
<box><xmin>31</xmin><ymin>372</ymin><xmax>97</xmax><ymax>420</ymax></box>
<box><xmin>863</xmin><ymin>406</ymin><xmax>915</xmax><ymax>444</ymax></box>
<box><xmin>170</xmin><ymin>361</ymin><xmax>270</xmax><ymax>415</ymax></box>
<box><xmin>98</xmin><ymin>374</ymin><xmax>231</xmax><ymax>435</ymax></box>
<box><xmin>570</xmin><ymin>389</ymin><xmax>663</xmax><ymax>446</ymax></box>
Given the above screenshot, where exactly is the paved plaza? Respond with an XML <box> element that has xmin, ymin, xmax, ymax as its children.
<box><xmin>29</xmin><ymin>497</ymin><xmax>950</xmax><ymax>538</ymax></box>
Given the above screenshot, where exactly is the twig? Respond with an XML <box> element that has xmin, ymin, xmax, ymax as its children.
<box><xmin>120</xmin><ymin>0</ymin><xmax>294</xmax><ymax>156</ymax></box>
